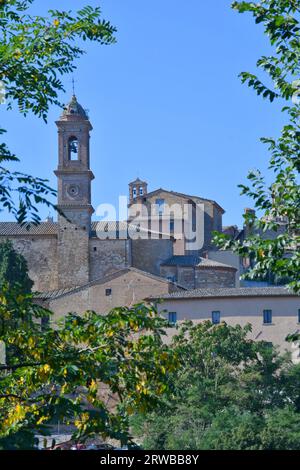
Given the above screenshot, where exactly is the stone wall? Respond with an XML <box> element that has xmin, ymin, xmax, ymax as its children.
<box><xmin>135</xmin><ymin>190</ymin><xmax>223</xmax><ymax>256</ymax></box>
<box><xmin>131</xmin><ymin>239</ymin><xmax>173</xmax><ymax>276</ymax></box>
<box><xmin>48</xmin><ymin>269</ymin><xmax>179</xmax><ymax>319</ymax></box>
<box><xmin>206</xmin><ymin>250</ymin><xmax>240</xmax><ymax>287</ymax></box>
<box><xmin>57</xmin><ymin>220</ymin><xmax>90</xmax><ymax>289</ymax></box>
<box><xmin>195</xmin><ymin>268</ymin><xmax>236</xmax><ymax>289</ymax></box>
<box><xmin>177</xmin><ymin>267</ymin><xmax>196</xmax><ymax>289</ymax></box>
<box><xmin>160</xmin><ymin>264</ymin><xmax>236</xmax><ymax>290</ymax></box>
<box><xmin>0</xmin><ymin>236</ymin><xmax>58</xmax><ymax>292</ymax></box>
<box><xmin>160</xmin><ymin>265</ymin><xmax>178</xmax><ymax>283</ymax></box>
<box><xmin>194</xmin><ymin>201</ymin><xmax>222</xmax><ymax>255</ymax></box>
<box><xmin>89</xmin><ymin>238</ymin><xmax>130</xmax><ymax>281</ymax></box>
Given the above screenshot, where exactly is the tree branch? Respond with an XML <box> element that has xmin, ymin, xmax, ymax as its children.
<box><xmin>0</xmin><ymin>394</ymin><xmax>25</xmax><ymax>401</ymax></box>
<box><xmin>0</xmin><ymin>362</ymin><xmax>43</xmax><ymax>371</ymax></box>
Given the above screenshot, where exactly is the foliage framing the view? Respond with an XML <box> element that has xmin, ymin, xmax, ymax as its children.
<box><xmin>131</xmin><ymin>321</ymin><xmax>300</xmax><ymax>450</ymax></box>
<box><xmin>0</xmin><ymin>298</ymin><xmax>177</xmax><ymax>449</ymax></box>
<box><xmin>214</xmin><ymin>0</ymin><xmax>300</xmax><ymax>293</ymax></box>
<box><xmin>0</xmin><ymin>239</ymin><xmax>33</xmax><ymax>293</ymax></box>
<box><xmin>0</xmin><ymin>0</ymin><xmax>116</xmax><ymax>224</ymax></box>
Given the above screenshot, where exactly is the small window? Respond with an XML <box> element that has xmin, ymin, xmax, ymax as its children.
<box><xmin>133</xmin><ymin>187</ymin><xmax>137</xmax><ymax>198</ymax></box>
<box><xmin>68</xmin><ymin>136</ymin><xmax>79</xmax><ymax>160</ymax></box>
<box><xmin>170</xmin><ymin>219</ymin><xmax>174</xmax><ymax>232</ymax></box>
<box><xmin>263</xmin><ymin>310</ymin><xmax>272</xmax><ymax>324</ymax></box>
<box><xmin>105</xmin><ymin>288</ymin><xmax>112</xmax><ymax>296</ymax></box>
<box><xmin>168</xmin><ymin>312</ymin><xmax>177</xmax><ymax>325</ymax></box>
<box><xmin>156</xmin><ymin>198</ymin><xmax>165</xmax><ymax>215</ymax></box>
<box><xmin>93</xmin><ymin>247</ymin><xmax>97</xmax><ymax>252</ymax></box>
<box><xmin>139</xmin><ymin>187</ymin><xmax>144</xmax><ymax>196</ymax></box>
<box><xmin>212</xmin><ymin>311</ymin><xmax>221</xmax><ymax>324</ymax></box>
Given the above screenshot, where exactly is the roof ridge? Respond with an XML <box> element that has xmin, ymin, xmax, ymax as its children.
<box><xmin>144</xmin><ymin>188</ymin><xmax>225</xmax><ymax>213</ymax></box>
<box><xmin>36</xmin><ymin>267</ymin><xmax>186</xmax><ymax>300</ymax></box>
<box><xmin>154</xmin><ymin>286</ymin><xmax>295</xmax><ymax>300</ymax></box>
<box><xmin>162</xmin><ymin>255</ymin><xmax>236</xmax><ymax>270</ymax></box>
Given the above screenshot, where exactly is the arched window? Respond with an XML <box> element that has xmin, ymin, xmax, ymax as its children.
<box><xmin>68</xmin><ymin>136</ymin><xmax>79</xmax><ymax>160</ymax></box>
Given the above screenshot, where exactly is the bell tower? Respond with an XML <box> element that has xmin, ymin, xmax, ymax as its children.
<box><xmin>55</xmin><ymin>95</ymin><xmax>94</xmax><ymax>288</ymax></box>
<box><xmin>129</xmin><ymin>178</ymin><xmax>148</xmax><ymax>204</ymax></box>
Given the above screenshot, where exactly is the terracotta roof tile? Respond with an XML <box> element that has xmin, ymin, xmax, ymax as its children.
<box><xmin>0</xmin><ymin>222</ymin><xmax>58</xmax><ymax>236</ymax></box>
<box><xmin>161</xmin><ymin>255</ymin><xmax>236</xmax><ymax>270</ymax></box>
<box><xmin>156</xmin><ymin>287</ymin><xmax>296</xmax><ymax>300</ymax></box>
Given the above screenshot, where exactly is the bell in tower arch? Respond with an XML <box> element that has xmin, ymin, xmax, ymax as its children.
<box><xmin>68</xmin><ymin>136</ymin><xmax>79</xmax><ymax>160</ymax></box>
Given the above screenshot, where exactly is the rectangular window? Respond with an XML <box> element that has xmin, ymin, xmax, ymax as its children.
<box><xmin>212</xmin><ymin>311</ymin><xmax>221</xmax><ymax>324</ymax></box>
<box><xmin>105</xmin><ymin>288</ymin><xmax>112</xmax><ymax>296</ymax></box>
<box><xmin>168</xmin><ymin>312</ymin><xmax>177</xmax><ymax>325</ymax></box>
<box><xmin>139</xmin><ymin>187</ymin><xmax>143</xmax><ymax>196</ymax></box>
<box><xmin>263</xmin><ymin>310</ymin><xmax>272</xmax><ymax>324</ymax></box>
<box><xmin>156</xmin><ymin>198</ymin><xmax>165</xmax><ymax>215</ymax></box>
<box><xmin>170</xmin><ymin>219</ymin><xmax>175</xmax><ymax>232</ymax></box>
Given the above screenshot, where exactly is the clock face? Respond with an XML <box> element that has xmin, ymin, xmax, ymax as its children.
<box><xmin>66</xmin><ymin>183</ymin><xmax>81</xmax><ymax>199</ymax></box>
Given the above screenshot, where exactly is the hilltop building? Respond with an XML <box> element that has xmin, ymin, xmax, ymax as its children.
<box><xmin>0</xmin><ymin>95</ymin><xmax>297</xmax><ymax>356</ymax></box>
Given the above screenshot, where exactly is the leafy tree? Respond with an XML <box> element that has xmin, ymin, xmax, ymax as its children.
<box><xmin>0</xmin><ymin>0</ymin><xmax>116</xmax><ymax>224</ymax></box>
<box><xmin>199</xmin><ymin>407</ymin><xmax>264</xmax><ymax>450</ymax></box>
<box><xmin>260</xmin><ymin>407</ymin><xmax>300</xmax><ymax>450</ymax></box>
<box><xmin>200</xmin><ymin>406</ymin><xmax>300</xmax><ymax>450</ymax></box>
<box><xmin>214</xmin><ymin>0</ymin><xmax>300</xmax><ymax>293</ymax></box>
<box><xmin>132</xmin><ymin>321</ymin><xmax>300</xmax><ymax>450</ymax></box>
<box><xmin>0</xmin><ymin>239</ymin><xmax>33</xmax><ymax>293</ymax></box>
<box><xmin>0</xmin><ymin>299</ymin><xmax>177</xmax><ymax>449</ymax></box>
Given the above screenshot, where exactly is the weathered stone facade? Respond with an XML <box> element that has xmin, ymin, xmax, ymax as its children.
<box><xmin>89</xmin><ymin>238</ymin><xmax>130</xmax><ymax>281</ymax></box>
<box><xmin>40</xmin><ymin>268</ymin><xmax>184</xmax><ymax>320</ymax></box>
<box><xmin>160</xmin><ymin>256</ymin><xmax>237</xmax><ymax>290</ymax></box>
<box><xmin>131</xmin><ymin>239</ymin><xmax>173</xmax><ymax>276</ymax></box>
<box><xmin>128</xmin><ymin>187</ymin><xmax>224</xmax><ymax>256</ymax></box>
<box><xmin>195</xmin><ymin>268</ymin><xmax>236</xmax><ymax>289</ymax></box>
<box><xmin>1</xmin><ymin>232</ymin><xmax>58</xmax><ymax>292</ymax></box>
<box><xmin>57</xmin><ymin>220</ymin><xmax>90</xmax><ymax>289</ymax></box>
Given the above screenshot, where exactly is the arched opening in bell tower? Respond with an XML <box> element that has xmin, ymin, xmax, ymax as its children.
<box><xmin>68</xmin><ymin>136</ymin><xmax>79</xmax><ymax>160</ymax></box>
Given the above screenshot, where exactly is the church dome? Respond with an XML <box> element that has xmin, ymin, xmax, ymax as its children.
<box><xmin>61</xmin><ymin>95</ymin><xmax>89</xmax><ymax>120</ymax></box>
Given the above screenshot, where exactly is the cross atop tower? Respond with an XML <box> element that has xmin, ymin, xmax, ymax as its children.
<box><xmin>71</xmin><ymin>76</ymin><xmax>76</xmax><ymax>96</ymax></box>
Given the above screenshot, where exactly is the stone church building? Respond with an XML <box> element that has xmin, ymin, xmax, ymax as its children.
<box><xmin>0</xmin><ymin>95</ymin><xmax>238</xmax><ymax>316</ymax></box>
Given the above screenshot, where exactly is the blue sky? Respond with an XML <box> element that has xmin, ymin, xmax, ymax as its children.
<box><xmin>1</xmin><ymin>0</ymin><xmax>286</xmax><ymax>226</ymax></box>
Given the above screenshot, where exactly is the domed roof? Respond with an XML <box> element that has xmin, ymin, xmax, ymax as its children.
<box><xmin>61</xmin><ymin>95</ymin><xmax>89</xmax><ymax>119</ymax></box>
